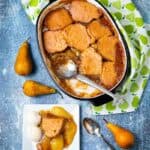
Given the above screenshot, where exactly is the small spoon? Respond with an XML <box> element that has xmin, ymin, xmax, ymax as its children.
<box><xmin>56</xmin><ymin>59</ymin><xmax>125</xmax><ymax>103</ymax></box>
<box><xmin>83</xmin><ymin>118</ymin><xmax>116</xmax><ymax>150</ymax></box>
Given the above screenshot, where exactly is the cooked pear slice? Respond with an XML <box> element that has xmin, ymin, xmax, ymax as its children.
<box><xmin>50</xmin><ymin>106</ymin><xmax>73</xmax><ymax>119</ymax></box>
<box><xmin>36</xmin><ymin>136</ymin><xmax>51</xmax><ymax>150</ymax></box>
<box><xmin>50</xmin><ymin>135</ymin><xmax>64</xmax><ymax>150</ymax></box>
<box><xmin>63</xmin><ymin>120</ymin><xmax>77</xmax><ymax>147</ymax></box>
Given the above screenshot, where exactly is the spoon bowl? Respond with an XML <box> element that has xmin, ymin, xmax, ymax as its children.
<box><xmin>56</xmin><ymin>59</ymin><xmax>77</xmax><ymax>79</ymax></box>
<box><xmin>83</xmin><ymin>118</ymin><xmax>100</xmax><ymax>135</ymax></box>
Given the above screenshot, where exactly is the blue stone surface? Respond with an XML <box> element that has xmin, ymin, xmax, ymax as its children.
<box><xmin>0</xmin><ymin>0</ymin><xmax>150</xmax><ymax>150</ymax></box>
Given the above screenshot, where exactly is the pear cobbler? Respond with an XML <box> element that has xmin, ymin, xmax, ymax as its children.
<box><xmin>42</xmin><ymin>0</ymin><xmax>126</xmax><ymax>98</ymax></box>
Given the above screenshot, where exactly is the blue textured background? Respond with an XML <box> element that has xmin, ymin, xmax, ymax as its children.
<box><xmin>0</xmin><ymin>0</ymin><xmax>150</xmax><ymax>150</ymax></box>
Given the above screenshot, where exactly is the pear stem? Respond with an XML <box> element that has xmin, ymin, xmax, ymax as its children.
<box><xmin>26</xmin><ymin>36</ymin><xmax>31</xmax><ymax>42</ymax></box>
<box><xmin>56</xmin><ymin>90</ymin><xmax>64</xmax><ymax>99</ymax></box>
<box><xmin>103</xmin><ymin>118</ymin><xmax>108</xmax><ymax>124</ymax></box>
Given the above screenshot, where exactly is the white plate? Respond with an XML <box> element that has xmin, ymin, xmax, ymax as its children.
<box><xmin>22</xmin><ymin>104</ymin><xmax>80</xmax><ymax>150</ymax></box>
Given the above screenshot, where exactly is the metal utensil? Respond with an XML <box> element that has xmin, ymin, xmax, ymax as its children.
<box><xmin>56</xmin><ymin>59</ymin><xmax>125</xmax><ymax>103</ymax></box>
<box><xmin>83</xmin><ymin>118</ymin><xmax>116</xmax><ymax>150</ymax></box>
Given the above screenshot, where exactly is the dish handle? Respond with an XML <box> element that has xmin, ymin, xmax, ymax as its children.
<box><xmin>90</xmin><ymin>94</ymin><xmax>113</xmax><ymax>106</ymax></box>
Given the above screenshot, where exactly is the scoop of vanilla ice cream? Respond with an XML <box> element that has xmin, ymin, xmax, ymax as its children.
<box><xmin>26</xmin><ymin>111</ymin><xmax>41</xmax><ymax>126</ymax></box>
<box><xmin>27</xmin><ymin>126</ymin><xmax>42</xmax><ymax>142</ymax></box>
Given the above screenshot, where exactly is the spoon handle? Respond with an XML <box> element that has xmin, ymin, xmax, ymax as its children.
<box><xmin>100</xmin><ymin>134</ymin><xmax>116</xmax><ymax>150</ymax></box>
<box><xmin>76</xmin><ymin>74</ymin><xmax>116</xmax><ymax>99</ymax></box>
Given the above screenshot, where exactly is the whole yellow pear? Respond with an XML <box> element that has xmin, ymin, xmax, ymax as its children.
<box><xmin>106</xmin><ymin>121</ymin><xmax>134</xmax><ymax>149</ymax></box>
<box><xmin>14</xmin><ymin>40</ymin><xmax>33</xmax><ymax>76</ymax></box>
<box><xmin>23</xmin><ymin>80</ymin><xmax>56</xmax><ymax>97</ymax></box>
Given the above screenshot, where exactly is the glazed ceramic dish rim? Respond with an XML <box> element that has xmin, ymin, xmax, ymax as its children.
<box><xmin>36</xmin><ymin>0</ymin><xmax>130</xmax><ymax>101</ymax></box>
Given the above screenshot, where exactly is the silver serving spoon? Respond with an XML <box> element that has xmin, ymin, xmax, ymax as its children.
<box><xmin>83</xmin><ymin>118</ymin><xmax>116</xmax><ymax>150</ymax></box>
<box><xmin>56</xmin><ymin>59</ymin><xmax>124</xmax><ymax>103</ymax></box>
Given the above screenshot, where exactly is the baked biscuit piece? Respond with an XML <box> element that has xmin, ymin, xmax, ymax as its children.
<box><xmin>64</xmin><ymin>23</ymin><xmax>91</xmax><ymax>51</ymax></box>
<box><xmin>43</xmin><ymin>31</ymin><xmax>67</xmax><ymax>53</ymax></box>
<box><xmin>87</xmin><ymin>20</ymin><xmax>112</xmax><ymax>42</ymax></box>
<box><xmin>100</xmin><ymin>62</ymin><xmax>117</xmax><ymax>88</ymax></box>
<box><xmin>79</xmin><ymin>47</ymin><xmax>102</xmax><ymax>76</ymax></box>
<box><xmin>44</xmin><ymin>8</ymin><xmax>73</xmax><ymax>30</ymax></box>
<box><xmin>70</xmin><ymin>0</ymin><xmax>102</xmax><ymax>23</ymax></box>
<box><xmin>41</xmin><ymin>117</ymin><xmax>65</xmax><ymax>138</ymax></box>
<box><xmin>97</xmin><ymin>36</ymin><xmax>118</xmax><ymax>61</ymax></box>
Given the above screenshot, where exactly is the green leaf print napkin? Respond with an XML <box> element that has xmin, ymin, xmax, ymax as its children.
<box><xmin>21</xmin><ymin>0</ymin><xmax>150</xmax><ymax>115</ymax></box>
